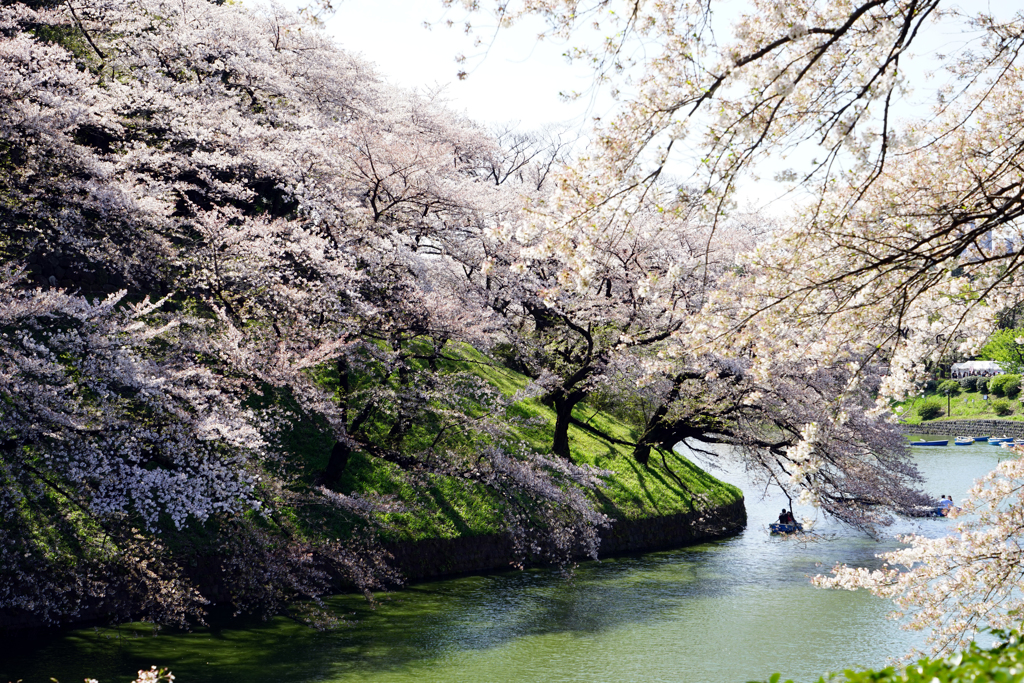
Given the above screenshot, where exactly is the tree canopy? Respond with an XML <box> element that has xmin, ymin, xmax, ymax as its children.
<box><xmin>980</xmin><ymin>329</ymin><xmax>1024</xmax><ymax>374</ymax></box>
<box><xmin>0</xmin><ymin>0</ymin><xmax>945</xmax><ymax>628</ymax></box>
<box><xmin>428</xmin><ymin>0</ymin><xmax>1024</xmax><ymax>654</ymax></box>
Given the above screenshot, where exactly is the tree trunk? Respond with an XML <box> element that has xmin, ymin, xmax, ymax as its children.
<box><xmin>548</xmin><ymin>390</ymin><xmax>586</xmax><ymax>461</ymax></box>
<box><xmin>632</xmin><ymin>442</ymin><xmax>652</xmax><ymax>466</ymax></box>
<box><xmin>320</xmin><ymin>440</ymin><xmax>351</xmax><ymax>488</ymax></box>
<box><xmin>320</xmin><ymin>356</ymin><xmax>353</xmax><ymax>488</ymax></box>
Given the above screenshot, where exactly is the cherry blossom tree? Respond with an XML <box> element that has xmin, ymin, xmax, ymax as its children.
<box><xmin>0</xmin><ymin>0</ymin><xmax>610</xmax><ymax>627</ymax></box>
<box><xmin>425</xmin><ymin>0</ymin><xmax>1024</xmax><ymax>397</ymax></box>
<box><xmin>815</xmin><ymin>457</ymin><xmax>1024</xmax><ymax>655</ymax></box>
<box><xmin>424</xmin><ymin>0</ymin><xmax>1024</xmax><ymax>645</ymax></box>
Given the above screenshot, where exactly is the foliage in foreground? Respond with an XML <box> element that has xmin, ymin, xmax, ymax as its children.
<box><xmin>758</xmin><ymin>629</ymin><xmax>1024</xmax><ymax>683</ymax></box>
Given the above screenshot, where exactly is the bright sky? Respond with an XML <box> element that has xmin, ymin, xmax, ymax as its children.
<box><xmin>247</xmin><ymin>0</ymin><xmax>1024</xmax><ymax>215</ymax></box>
<box><xmin>266</xmin><ymin>0</ymin><xmax>611</xmax><ymax>131</ymax></box>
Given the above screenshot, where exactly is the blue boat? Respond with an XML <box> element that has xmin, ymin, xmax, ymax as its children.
<box><xmin>769</xmin><ymin>522</ymin><xmax>804</xmax><ymax>535</ymax></box>
<box><xmin>910</xmin><ymin>440</ymin><xmax>948</xmax><ymax>446</ymax></box>
<box><xmin>989</xmin><ymin>437</ymin><xmax>1013</xmax><ymax>445</ymax></box>
<box><xmin>975</xmin><ymin>436</ymin><xmax>990</xmax><ymax>441</ymax></box>
<box><xmin>954</xmin><ymin>437</ymin><xmax>973</xmax><ymax>445</ymax></box>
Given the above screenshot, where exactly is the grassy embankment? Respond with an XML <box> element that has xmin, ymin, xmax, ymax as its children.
<box><xmin>898</xmin><ymin>388</ymin><xmax>1024</xmax><ymax>424</ymax></box>
<box><xmin>284</xmin><ymin>343</ymin><xmax>743</xmax><ymax>545</ymax></box>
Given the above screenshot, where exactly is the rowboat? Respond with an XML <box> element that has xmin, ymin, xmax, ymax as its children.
<box><xmin>910</xmin><ymin>440</ymin><xmax>948</xmax><ymax>446</ymax></box>
<box><xmin>769</xmin><ymin>522</ymin><xmax>804</xmax><ymax>535</ymax></box>
<box><xmin>954</xmin><ymin>437</ymin><xmax>974</xmax><ymax>445</ymax></box>
<box><xmin>975</xmin><ymin>436</ymin><xmax>990</xmax><ymax>441</ymax></box>
<box><xmin>989</xmin><ymin>437</ymin><xmax>1013</xmax><ymax>444</ymax></box>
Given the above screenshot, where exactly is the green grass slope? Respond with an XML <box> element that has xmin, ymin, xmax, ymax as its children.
<box><xmin>286</xmin><ymin>344</ymin><xmax>743</xmax><ymax>544</ymax></box>
<box><xmin>898</xmin><ymin>389</ymin><xmax>1024</xmax><ymax>424</ymax></box>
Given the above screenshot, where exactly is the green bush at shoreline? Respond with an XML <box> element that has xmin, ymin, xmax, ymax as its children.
<box><xmin>757</xmin><ymin>629</ymin><xmax>1024</xmax><ymax>683</ymax></box>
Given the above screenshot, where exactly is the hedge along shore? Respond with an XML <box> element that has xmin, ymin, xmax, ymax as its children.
<box><xmin>901</xmin><ymin>419</ymin><xmax>1024</xmax><ymax>437</ymax></box>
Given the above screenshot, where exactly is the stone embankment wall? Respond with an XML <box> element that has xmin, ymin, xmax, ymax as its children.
<box><xmin>0</xmin><ymin>499</ymin><xmax>746</xmax><ymax>630</ymax></box>
<box><xmin>902</xmin><ymin>419</ymin><xmax>1024</xmax><ymax>437</ymax></box>
<box><xmin>386</xmin><ymin>497</ymin><xmax>747</xmax><ymax>581</ymax></box>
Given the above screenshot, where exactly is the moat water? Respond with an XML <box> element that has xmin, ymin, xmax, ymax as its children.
<box><xmin>0</xmin><ymin>437</ymin><xmax>1005</xmax><ymax>683</ymax></box>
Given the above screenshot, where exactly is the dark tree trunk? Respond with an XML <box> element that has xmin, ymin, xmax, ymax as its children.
<box><xmin>633</xmin><ymin>442</ymin><xmax>652</xmax><ymax>466</ymax></box>
<box><xmin>321</xmin><ymin>440</ymin><xmax>352</xmax><ymax>488</ymax></box>
<box><xmin>547</xmin><ymin>388</ymin><xmax>587</xmax><ymax>461</ymax></box>
<box><xmin>633</xmin><ymin>373</ymin><xmax>686</xmax><ymax>466</ymax></box>
<box><xmin>319</xmin><ymin>356</ymin><xmax>353</xmax><ymax>488</ymax></box>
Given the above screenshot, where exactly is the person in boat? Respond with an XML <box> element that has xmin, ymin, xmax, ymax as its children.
<box><xmin>938</xmin><ymin>496</ymin><xmax>954</xmax><ymax>515</ymax></box>
<box><xmin>778</xmin><ymin>509</ymin><xmax>795</xmax><ymax>524</ymax></box>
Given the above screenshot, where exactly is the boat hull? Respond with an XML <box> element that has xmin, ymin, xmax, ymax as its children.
<box><xmin>910</xmin><ymin>440</ymin><xmax>948</xmax><ymax>446</ymax></box>
<box><xmin>769</xmin><ymin>522</ymin><xmax>804</xmax><ymax>535</ymax></box>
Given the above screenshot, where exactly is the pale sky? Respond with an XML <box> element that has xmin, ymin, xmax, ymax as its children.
<box><xmin>246</xmin><ymin>0</ymin><xmax>1024</xmax><ymax>215</ymax></box>
<box><xmin>279</xmin><ymin>0</ymin><xmax>611</xmax><ymax>131</ymax></box>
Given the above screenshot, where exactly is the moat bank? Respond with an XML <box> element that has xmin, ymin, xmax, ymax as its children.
<box><xmin>2</xmin><ymin>443</ymin><xmax>997</xmax><ymax>683</ymax></box>
<box><xmin>0</xmin><ymin>478</ymin><xmax>746</xmax><ymax>631</ymax></box>
<box><xmin>387</xmin><ymin>498</ymin><xmax>746</xmax><ymax>581</ymax></box>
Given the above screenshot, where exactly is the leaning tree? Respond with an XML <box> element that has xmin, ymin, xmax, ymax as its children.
<box><xmin>419</xmin><ymin>0</ymin><xmax>1024</xmax><ymax>647</ymax></box>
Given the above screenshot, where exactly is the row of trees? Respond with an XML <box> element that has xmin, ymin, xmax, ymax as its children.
<box><xmin>0</xmin><ymin>0</ymin><xmax>938</xmax><ymax>629</ymax></box>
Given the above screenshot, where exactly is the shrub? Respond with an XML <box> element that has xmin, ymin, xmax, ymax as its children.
<box><xmin>763</xmin><ymin>628</ymin><xmax>1024</xmax><ymax>683</ymax></box>
<box><xmin>957</xmin><ymin>376</ymin><xmax>978</xmax><ymax>391</ymax></box>
<box><xmin>992</xmin><ymin>399</ymin><xmax>1014</xmax><ymax>416</ymax></box>
<box><xmin>977</xmin><ymin>378</ymin><xmax>989</xmax><ymax>394</ymax></box>
<box><xmin>924</xmin><ymin>379</ymin><xmax>938</xmax><ymax>392</ymax></box>
<box><xmin>989</xmin><ymin>374</ymin><xmax>1021</xmax><ymax>397</ymax></box>
<box><xmin>937</xmin><ymin>379</ymin><xmax>962</xmax><ymax>397</ymax></box>
<box><xmin>917</xmin><ymin>400</ymin><xmax>944</xmax><ymax>420</ymax></box>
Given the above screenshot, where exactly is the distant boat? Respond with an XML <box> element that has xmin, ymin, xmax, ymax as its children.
<box><xmin>910</xmin><ymin>440</ymin><xmax>948</xmax><ymax>446</ymax></box>
<box><xmin>975</xmin><ymin>436</ymin><xmax>990</xmax><ymax>441</ymax></box>
<box><xmin>989</xmin><ymin>437</ymin><xmax>1013</xmax><ymax>444</ymax></box>
<box><xmin>954</xmin><ymin>437</ymin><xmax>974</xmax><ymax>445</ymax></box>
<box><xmin>769</xmin><ymin>522</ymin><xmax>804</xmax><ymax>535</ymax></box>
<box><xmin>906</xmin><ymin>505</ymin><xmax>945</xmax><ymax>518</ymax></box>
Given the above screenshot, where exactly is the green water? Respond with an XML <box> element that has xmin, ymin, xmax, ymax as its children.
<box><xmin>0</xmin><ymin>438</ymin><xmax>1005</xmax><ymax>683</ymax></box>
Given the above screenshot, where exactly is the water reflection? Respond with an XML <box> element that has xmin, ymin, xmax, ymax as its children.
<box><xmin>0</xmin><ymin>438</ymin><xmax>1006</xmax><ymax>683</ymax></box>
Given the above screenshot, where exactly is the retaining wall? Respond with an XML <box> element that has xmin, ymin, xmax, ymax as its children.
<box><xmin>902</xmin><ymin>419</ymin><xmax>1024</xmax><ymax>437</ymax></box>
<box><xmin>1</xmin><ymin>498</ymin><xmax>747</xmax><ymax>630</ymax></box>
<box><xmin>386</xmin><ymin>497</ymin><xmax>747</xmax><ymax>581</ymax></box>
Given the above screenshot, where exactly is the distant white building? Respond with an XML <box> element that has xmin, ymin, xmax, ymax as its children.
<box><xmin>951</xmin><ymin>360</ymin><xmax>1003</xmax><ymax>376</ymax></box>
